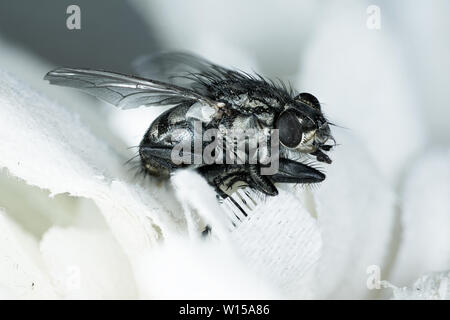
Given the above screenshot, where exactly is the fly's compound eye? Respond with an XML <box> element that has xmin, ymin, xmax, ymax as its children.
<box><xmin>296</xmin><ymin>92</ymin><xmax>321</xmax><ymax>110</ymax></box>
<box><xmin>275</xmin><ymin>110</ymin><xmax>303</xmax><ymax>148</ymax></box>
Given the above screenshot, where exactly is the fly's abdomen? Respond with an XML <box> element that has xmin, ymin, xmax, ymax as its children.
<box><xmin>138</xmin><ymin>102</ymin><xmax>195</xmax><ymax>178</ymax></box>
<box><xmin>143</xmin><ymin>102</ymin><xmax>194</xmax><ymax>147</ymax></box>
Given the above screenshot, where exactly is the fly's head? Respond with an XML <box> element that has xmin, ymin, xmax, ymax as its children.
<box><xmin>275</xmin><ymin>92</ymin><xmax>335</xmax><ymax>165</ymax></box>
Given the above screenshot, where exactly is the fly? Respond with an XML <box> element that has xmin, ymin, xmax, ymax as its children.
<box><xmin>44</xmin><ymin>52</ymin><xmax>335</xmax><ymax>198</ymax></box>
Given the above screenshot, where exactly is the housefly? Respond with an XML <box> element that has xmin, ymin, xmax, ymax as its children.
<box><xmin>45</xmin><ymin>52</ymin><xmax>334</xmax><ymax>198</ymax></box>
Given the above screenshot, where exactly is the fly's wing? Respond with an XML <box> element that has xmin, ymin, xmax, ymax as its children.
<box><xmin>133</xmin><ymin>52</ymin><xmax>288</xmax><ymax>115</ymax></box>
<box><xmin>132</xmin><ymin>52</ymin><xmax>234</xmax><ymax>91</ymax></box>
<box><xmin>44</xmin><ymin>67</ymin><xmax>217</xmax><ymax>110</ymax></box>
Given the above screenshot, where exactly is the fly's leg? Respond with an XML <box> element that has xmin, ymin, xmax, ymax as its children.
<box><xmin>139</xmin><ymin>144</ymin><xmax>184</xmax><ymax>178</ymax></box>
<box><xmin>201</xmin><ymin>225</ymin><xmax>211</xmax><ymax>238</ymax></box>
<box><xmin>198</xmin><ymin>164</ymin><xmax>278</xmax><ymax>197</ymax></box>
<box><xmin>271</xmin><ymin>158</ymin><xmax>325</xmax><ymax>183</ymax></box>
<box><xmin>248</xmin><ymin>165</ymin><xmax>278</xmax><ymax>196</ymax></box>
<box><xmin>311</xmin><ymin>149</ymin><xmax>332</xmax><ymax>164</ymax></box>
<box><xmin>198</xmin><ymin>165</ymin><xmax>246</xmax><ymax>198</ymax></box>
<box><xmin>223</xmin><ymin>174</ymin><xmax>250</xmax><ymax>191</ymax></box>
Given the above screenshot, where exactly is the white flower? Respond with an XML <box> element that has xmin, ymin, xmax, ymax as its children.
<box><xmin>1</xmin><ymin>0</ymin><xmax>450</xmax><ymax>299</ymax></box>
<box><xmin>0</xmin><ymin>70</ymin><xmax>402</xmax><ymax>299</ymax></box>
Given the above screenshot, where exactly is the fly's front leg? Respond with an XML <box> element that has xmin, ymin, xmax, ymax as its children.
<box><xmin>271</xmin><ymin>158</ymin><xmax>325</xmax><ymax>183</ymax></box>
<box><xmin>248</xmin><ymin>165</ymin><xmax>278</xmax><ymax>196</ymax></box>
<box><xmin>311</xmin><ymin>149</ymin><xmax>332</xmax><ymax>164</ymax></box>
<box><xmin>197</xmin><ymin>165</ymin><xmax>252</xmax><ymax>198</ymax></box>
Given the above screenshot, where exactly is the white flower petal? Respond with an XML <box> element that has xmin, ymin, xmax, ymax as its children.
<box><xmin>134</xmin><ymin>239</ymin><xmax>279</xmax><ymax>299</ymax></box>
<box><xmin>40</xmin><ymin>226</ymin><xmax>137</xmax><ymax>299</ymax></box>
<box><xmin>392</xmin><ymin>270</ymin><xmax>450</xmax><ymax>300</ymax></box>
<box><xmin>229</xmin><ymin>189</ymin><xmax>322</xmax><ymax>298</ymax></box>
<box><xmin>0</xmin><ymin>211</ymin><xmax>57</xmax><ymax>299</ymax></box>
<box><xmin>171</xmin><ymin>170</ymin><xmax>322</xmax><ymax>298</ymax></box>
<box><xmin>0</xmin><ymin>70</ymin><xmax>174</xmax><ymax>269</ymax></box>
<box><xmin>391</xmin><ymin>150</ymin><xmax>450</xmax><ymax>286</ymax></box>
<box><xmin>313</xmin><ymin>131</ymin><xmax>396</xmax><ymax>299</ymax></box>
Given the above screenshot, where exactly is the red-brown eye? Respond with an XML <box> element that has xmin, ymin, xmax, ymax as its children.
<box><xmin>275</xmin><ymin>110</ymin><xmax>303</xmax><ymax>148</ymax></box>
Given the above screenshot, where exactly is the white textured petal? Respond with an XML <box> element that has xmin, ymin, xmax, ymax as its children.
<box><xmin>167</xmin><ymin>170</ymin><xmax>279</xmax><ymax>298</ymax></box>
<box><xmin>392</xmin><ymin>270</ymin><xmax>450</xmax><ymax>300</ymax></box>
<box><xmin>40</xmin><ymin>227</ymin><xmax>137</xmax><ymax>299</ymax></box>
<box><xmin>313</xmin><ymin>131</ymin><xmax>396</xmax><ymax>299</ymax></box>
<box><xmin>0</xmin><ymin>170</ymin><xmax>79</xmax><ymax>238</ymax></box>
<box><xmin>0</xmin><ymin>36</ymin><xmax>128</xmax><ymax>156</ymax></box>
<box><xmin>171</xmin><ymin>170</ymin><xmax>322</xmax><ymax>298</ymax></box>
<box><xmin>0</xmin><ymin>212</ymin><xmax>57</xmax><ymax>299</ymax></box>
<box><xmin>134</xmin><ymin>239</ymin><xmax>278</xmax><ymax>299</ymax></box>
<box><xmin>171</xmin><ymin>170</ymin><xmax>231</xmax><ymax>239</ymax></box>
<box><xmin>0</xmin><ymin>70</ymin><xmax>177</xmax><ymax>275</ymax></box>
<box><xmin>391</xmin><ymin>150</ymin><xmax>450</xmax><ymax>286</ymax></box>
<box><xmin>229</xmin><ymin>189</ymin><xmax>322</xmax><ymax>298</ymax></box>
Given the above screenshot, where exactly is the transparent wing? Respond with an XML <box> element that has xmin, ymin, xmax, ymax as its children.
<box><xmin>132</xmin><ymin>52</ymin><xmax>233</xmax><ymax>89</ymax></box>
<box><xmin>44</xmin><ymin>67</ymin><xmax>216</xmax><ymax>109</ymax></box>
